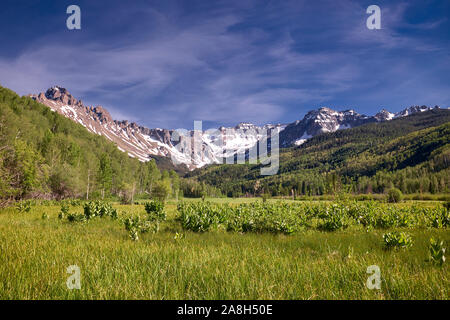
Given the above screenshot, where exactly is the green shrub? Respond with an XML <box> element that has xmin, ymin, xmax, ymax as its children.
<box><xmin>144</xmin><ymin>200</ymin><xmax>166</xmax><ymax>222</ymax></box>
<box><xmin>387</xmin><ymin>188</ymin><xmax>403</xmax><ymax>203</ymax></box>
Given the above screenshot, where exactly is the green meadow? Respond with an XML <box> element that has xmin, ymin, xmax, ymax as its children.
<box><xmin>0</xmin><ymin>199</ymin><xmax>448</xmax><ymax>300</ymax></box>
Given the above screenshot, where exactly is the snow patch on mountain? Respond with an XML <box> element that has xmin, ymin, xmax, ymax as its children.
<box><xmin>29</xmin><ymin>86</ymin><xmax>443</xmax><ymax>168</ymax></box>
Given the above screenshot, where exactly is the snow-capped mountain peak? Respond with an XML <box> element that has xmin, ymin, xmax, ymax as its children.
<box><xmin>394</xmin><ymin>105</ymin><xmax>440</xmax><ymax>118</ymax></box>
<box><xmin>29</xmin><ymin>87</ymin><xmax>443</xmax><ymax>168</ymax></box>
<box><xmin>29</xmin><ymin>87</ymin><xmax>282</xmax><ymax>169</ymax></box>
<box><xmin>280</xmin><ymin>107</ymin><xmax>374</xmax><ymax>147</ymax></box>
<box><xmin>280</xmin><ymin>105</ymin><xmax>442</xmax><ymax>147</ymax></box>
<box><xmin>375</xmin><ymin>108</ymin><xmax>395</xmax><ymax>121</ymax></box>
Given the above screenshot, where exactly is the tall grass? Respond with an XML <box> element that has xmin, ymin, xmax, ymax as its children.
<box><xmin>0</xmin><ymin>201</ymin><xmax>448</xmax><ymax>299</ymax></box>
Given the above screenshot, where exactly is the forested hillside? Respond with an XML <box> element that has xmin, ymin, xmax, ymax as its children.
<box><xmin>0</xmin><ymin>86</ymin><xmax>180</xmax><ymax>204</ymax></box>
<box><xmin>1</xmin><ymin>84</ymin><xmax>449</xmax><ymax>202</ymax></box>
<box><xmin>186</xmin><ymin>109</ymin><xmax>450</xmax><ymax>197</ymax></box>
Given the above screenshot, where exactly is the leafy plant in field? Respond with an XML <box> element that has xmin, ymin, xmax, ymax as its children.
<box><xmin>428</xmin><ymin>238</ymin><xmax>446</xmax><ymax>266</ymax></box>
<box><xmin>144</xmin><ymin>200</ymin><xmax>166</xmax><ymax>222</ymax></box>
<box><xmin>124</xmin><ymin>215</ymin><xmax>141</xmax><ymax>241</ymax></box>
<box><xmin>140</xmin><ymin>220</ymin><xmax>160</xmax><ymax>234</ymax></box>
<box><xmin>83</xmin><ymin>201</ymin><xmax>118</xmax><ymax>220</ymax></box>
<box><xmin>177</xmin><ymin>201</ymin><xmax>306</xmax><ymax>234</ymax></box>
<box><xmin>355</xmin><ymin>201</ymin><xmax>379</xmax><ymax>228</ymax></box>
<box><xmin>59</xmin><ymin>203</ymin><xmax>69</xmax><ymax>219</ymax></box>
<box><xmin>16</xmin><ymin>200</ymin><xmax>32</xmax><ymax>213</ymax></box>
<box><xmin>65</xmin><ymin>201</ymin><xmax>117</xmax><ymax>222</ymax></box>
<box><xmin>430</xmin><ymin>208</ymin><xmax>450</xmax><ymax>228</ymax></box>
<box><xmin>394</xmin><ymin>210</ymin><xmax>413</xmax><ymax>227</ymax></box>
<box><xmin>70</xmin><ymin>199</ymin><xmax>81</xmax><ymax>206</ymax></box>
<box><xmin>67</xmin><ymin>212</ymin><xmax>86</xmax><ymax>222</ymax></box>
<box><xmin>41</xmin><ymin>212</ymin><xmax>49</xmax><ymax>220</ymax></box>
<box><xmin>357</xmin><ymin>204</ymin><xmax>420</xmax><ymax>229</ymax></box>
<box><xmin>318</xmin><ymin>204</ymin><xmax>350</xmax><ymax>231</ymax></box>
<box><xmin>174</xmin><ymin>232</ymin><xmax>185</xmax><ymax>240</ymax></box>
<box><xmin>377</xmin><ymin>213</ymin><xmax>396</xmax><ymax>229</ymax></box>
<box><xmin>383</xmin><ymin>231</ymin><xmax>413</xmax><ymax>249</ymax></box>
<box><xmin>123</xmin><ymin>215</ymin><xmax>159</xmax><ymax>241</ymax></box>
<box><xmin>177</xmin><ymin>201</ymin><xmax>226</xmax><ymax>232</ymax></box>
<box><xmin>175</xmin><ymin>200</ymin><xmax>446</xmax><ymax>234</ymax></box>
<box><xmin>129</xmin><ymin>228</ymin><xmax>139</xmax><ymax>241</ymax></box>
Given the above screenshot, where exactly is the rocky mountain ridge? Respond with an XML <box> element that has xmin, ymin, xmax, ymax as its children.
<box><xmin>29</xmin><ymin>86</ymin><xmax>442</xmax><ymax>169</ymax></box>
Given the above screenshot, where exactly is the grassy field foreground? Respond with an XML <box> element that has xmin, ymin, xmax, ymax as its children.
<box><xmin>0</xmin><ymin>200</ymin><xmax>448</xmax><ymax>299</ymax></box>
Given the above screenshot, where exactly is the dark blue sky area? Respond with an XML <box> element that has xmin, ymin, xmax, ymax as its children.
<box><xmin>0</xmin><ymin>0</ymin><xmax>449</xmax><ymax>129</ymax></box>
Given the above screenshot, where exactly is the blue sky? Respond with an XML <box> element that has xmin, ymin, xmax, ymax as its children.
<box><xmin>0</xmin><ymin>0</ymin><xmax>449</xmax><ymax>129</ymax></box>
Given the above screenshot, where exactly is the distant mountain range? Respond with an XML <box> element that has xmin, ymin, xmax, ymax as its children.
<box><xmin>279</xmin><ymin>106</ymin><xmax>440</xmax><ymax>147</ymax></box>
<box><xmin>30</xmin><ymin>86</ymin><xmax>443</xmax><ymax>169</ymax></box>
<box><xmin>186</xmin><ymin>109</ymin><xmax>450</xmax><ymax>197</ymax></box>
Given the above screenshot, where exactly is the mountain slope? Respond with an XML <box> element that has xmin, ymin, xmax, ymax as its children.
<box><xmin>30</xmin><ymin>87</ymin><xmax>283</xmax><ymax>169</ymax></box>
<box><xmin>0</xmin><ymin>85</ymin><xmax>179</xmax><ymax>201</ymax></box>
<box><xmin>1</xmin><ymin>83</ymin><xmax>448</xmax><ymax>200</ymax></box>
<box><xmin>186</xmin><ymin>109</ymin><xmax>450</xmax><ymax>197</ymax></box>
<box><xmin>30</xmin><ymin>86</ymin><xmax>443</xmax><ymax>169</ymax></box>
<box><xmin>279</xmin><ymin>106</ymin><xmax>440</xmax><ymax>147</ymax></box>
<box><xmin>30</xmin><ymin>87</ymin><xmax>184</xmax><ymax>164</ymax></box>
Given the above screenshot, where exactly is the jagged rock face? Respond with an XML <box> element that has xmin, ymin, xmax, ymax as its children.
<box><xmin>91</xmin><ymin>106</ymin><xmax>112</xmax><ymax>123</ymax></box>
<box><xmin>29</xmin><ymin>86</ymin><xmax>441</xmax><ymax>168</ymax></box>
<box><xmin>374</xmin><ymin>109</ymin><xmax>395</xmax><ymax>121</ymax></box>
<box><xmin>29</xmin><ymin>87</ymin><xmax>282</xmax><ymax>169</ymax></box>
<box><xmin>280</xmin><ymin>107</ymin><xmax>375</xmax><ymax>147</ymax></box>
<box><xmin>394</xmin><ymin>105</ymin><xmax>439</xmax><ymax>118</ymax></box>
<box><xmin>45</xmin><ymin>86</ymin><xmax>80</xmax><ymax>106</ymax></box>
<box><xmin>280</xmin><ymin>105</ymin><xmax>441</xmax><ymax>147</ymax></box>
<box><xmin>30</xmin><ymin>86</ymin><xmax>182</xmax><ymax>165</ymax></box>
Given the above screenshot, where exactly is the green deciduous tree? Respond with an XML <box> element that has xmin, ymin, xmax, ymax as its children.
<box><xmin>97</xmin><ymin>153</ymin><xmax>112</xmax><ymax>199</ymax></box>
